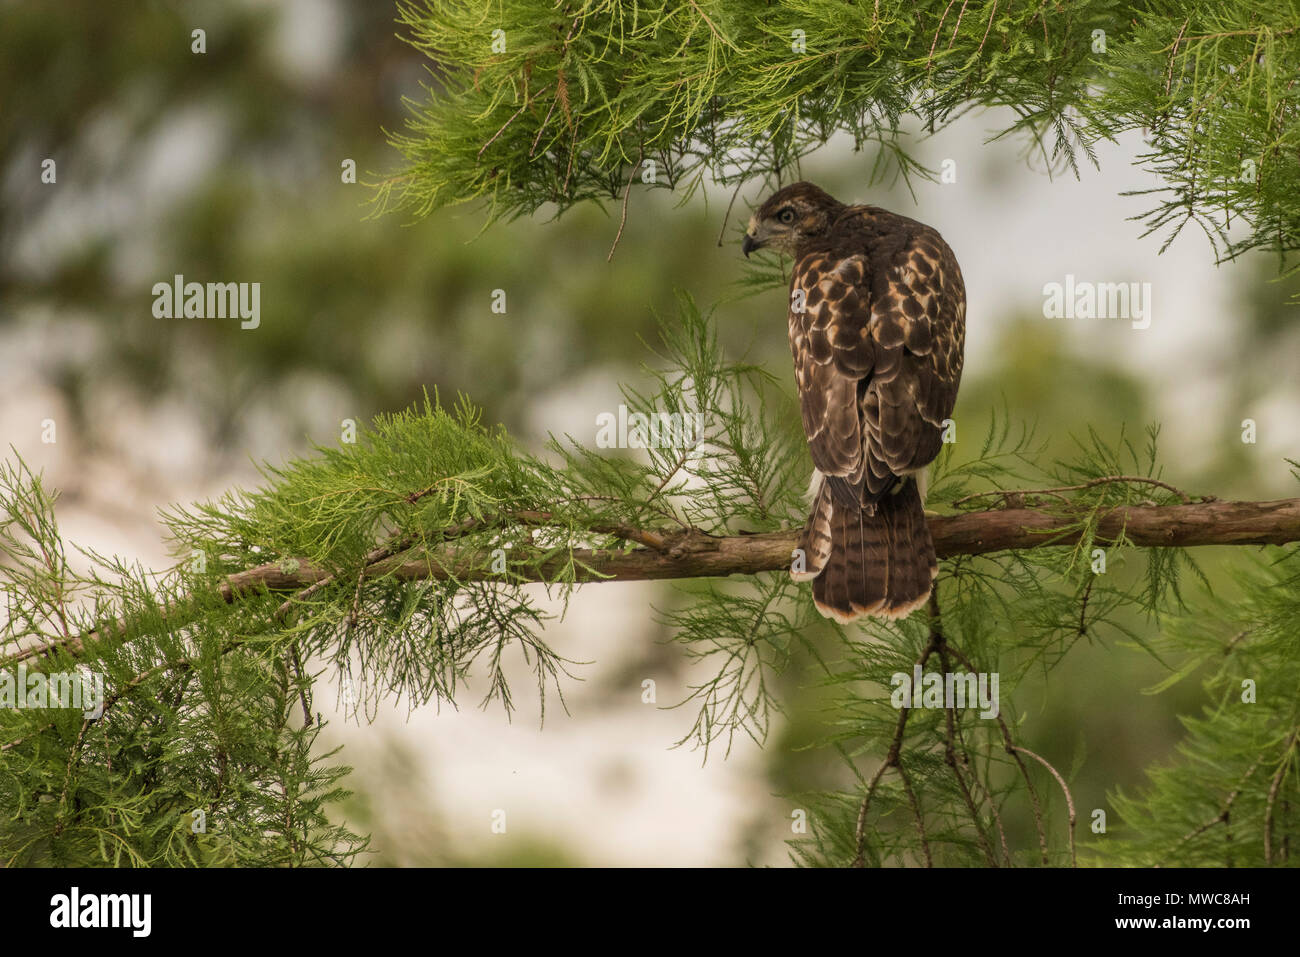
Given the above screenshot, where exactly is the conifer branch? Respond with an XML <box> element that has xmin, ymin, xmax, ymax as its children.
<box><xmin>1159</xmin><ymin>753</ymin><xmax>1265</xmax><ymax>867</ymax></box>
<box><xmin>242</xmin><ymin>494</ymin><xmax>1300</xmax><ymax>591</ymax></box>
<box><xmin>6</xmin><ymin>496</ymin><xmax>1300</xmax><ymax>666</ymax></box>
<box><xmin>384</xmin><ymin>2</ymin><xmax>1300</xmax><ymax>271</ymax></box>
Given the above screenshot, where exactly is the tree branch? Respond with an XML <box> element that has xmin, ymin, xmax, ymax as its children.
<box><xmin>391</xmin><ymin>495</ymin><xmax>1300</xmax><ymax>585</ymax></box>
<box><xmin>7</xmin><ymin>497</ymin><xmax>1300</xmax><ymax>665</ymax></box>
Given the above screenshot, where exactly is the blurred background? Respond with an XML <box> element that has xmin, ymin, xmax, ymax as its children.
<box><xmin>2</xmin><ymin>0</ymin><xmax>1297</xmax><ymax>865</ymax></box>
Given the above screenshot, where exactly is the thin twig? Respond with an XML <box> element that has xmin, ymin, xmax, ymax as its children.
<box><xmin>478</xmin><ymin>96</ymin><xmax>532</xmax><ymax>160</ymax></box>
<box><xmin>895</xmin><ymin>761</ymin><xmax>932</xmax><ymax>867</ymax></box>
<box><xmin>944</xmin><ymin>642</ymin><xmax>1049</xmax><ymax>864</ymax></box>
<box><xmin>977</xmin><ymin>0</ymin><xmax>998</xmax><ymax>56</ymax></box>
<box><xmin>530</xmin><ymin>15</ymin><xmax>582</xmax><ymax>158</ymax></box>
<box><xmin>1160</xmin><ymin>754</ymin><xmax>1264</xmax><ymax>866</ymax></box>
<box><xmin>529</xmin><ymin>94</ymin><xmax>560</xmax><ymax>157</ymax></box>
<box><xmin>1077</xmin><ymin>576</ymin><xmax>1094</xmax><ymax>636</ymax></box>
<box><xmin>715</xmin><ymin>150</ymin><xmax>767</xmax><ymax>247</ymax></box>
<box><xmin>1009</xmin><ymin>745</ymin><xmax>1077</xmax><ymax>867</ymax></box>
<box><xmin>685</xmin><ymin>0</ymin><xmax>735</xmax><ymax>50</ymax></box>
<box><xmin>956</xmin><ymin>719</ymin><xmax>1014</xmax><ymax>866</ymax></box>
<box><xmin>1264</xmin><ymin>727</ymin><xmax>1299</xmax><ymax>865</ymax></box>
<box><xmin>1158</xmin><ymin>25</ymin><xmax>1297</xmax><ymax>53</ymax></box>
<box><xmin>952</xmin><ymin>475</ymin><xmax>1193</xmax><ymax>508</ymax></box>
<box><xmin>1165</xmin><ymin>18</ymin><xmax>1190</xmax><ymax>95</ymax></box>
<box><xmin>932</xmin><ymin>591</ymin><xmax>999</xmax><ymax>866</ymax></box>
<box><xmin>928</xmin><ymin>0</ymin><xmax>960</xmax><ymax>69</ymax></box>
<box><xmin>607</xmin><ymin>143</ymin><xmax>644</xmax><ymax>261</ymax></box>
<box><xmin>289</xmin><ymin>641</ymin><xmax>312</xmax><ymax>727</ymax></box>
<box><xmin>948</xmin><ymin>0</ymin><xmax>970</xmax><ymax>49</ymax></box>
<box><xmin>853</xmin><ymin>640</ymin><xmax>937</xmax><ymax>866</ymax></box>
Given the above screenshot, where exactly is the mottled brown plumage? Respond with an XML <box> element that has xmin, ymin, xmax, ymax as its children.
<box><xmin>743</xmin><ymin>182</ymin><xmax>966</xmax><ymax>621</ymax></box>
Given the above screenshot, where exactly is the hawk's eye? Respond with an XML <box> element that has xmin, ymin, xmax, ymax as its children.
<box><xmin>776</xmin><ymin>207</ymin><xmax>797</xmax><ymax>225</ymax></box>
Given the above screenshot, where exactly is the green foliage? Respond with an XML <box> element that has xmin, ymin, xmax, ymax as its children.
<box><xmin>658</xmin><ymin>571</ymin><xmax>819</xmax><ymax>760</ymax></box>
<box><xmin>380</xmin><ymin>0</ymin><xmax>1300</xmax><ymax>273</ymax></box>
<box><xmin>0</xmin><ymin>296</ymin><xmax>807</xmax><ymax>863</ymax></box>
<box><xmin>1105</xmin><ymin>544</ymin><xmax>1300</xmax><ymax>866</ymax></box>
<box><xmin>0</xmin><ymin>458</ymin><xmax>365</xmax><ymax>866</ymax></box>
<box><xmin>9</xmin><ymin>0</ymin><xmax>1297</xmax><ymax>868</ymax></box>
<box><xmin>4</xmin><ymin>294</ymin><xmax>1296</xmax><ymax>866</ymax></box>
<box><xmin>788</xmin><ymin>415</ymin><xmax>1235</xmax><ymax>867</ymax></box>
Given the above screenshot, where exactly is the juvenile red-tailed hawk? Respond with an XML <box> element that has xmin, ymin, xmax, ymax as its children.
<box><xmin>743</xmin><ymin>182</ymin><xmax>966</xmax><ymax>622</ymax></box>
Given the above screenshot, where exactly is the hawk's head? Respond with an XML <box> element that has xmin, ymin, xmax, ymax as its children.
<box><xmin>742</xmin><ymin>181</ymin><xmax>844</xmax><ymax>257</ymax></box>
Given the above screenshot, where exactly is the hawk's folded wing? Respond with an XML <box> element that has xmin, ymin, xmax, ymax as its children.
<box><xmin>787</xmin><ymin>217</ymin><xmax>966</xmax><ymax>506</ymax></box>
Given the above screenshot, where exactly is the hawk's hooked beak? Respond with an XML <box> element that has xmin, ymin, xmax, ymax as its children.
<box><xmin>741</xmin><ymin>233</ymin><xmax>761</xmax><ymax>258</ymax></box>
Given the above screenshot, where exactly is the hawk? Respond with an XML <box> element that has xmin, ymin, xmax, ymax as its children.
<box><xmin>742</xmin><ymin>182</ymin><xmax>966</xmax><ymax>622</ymax></box>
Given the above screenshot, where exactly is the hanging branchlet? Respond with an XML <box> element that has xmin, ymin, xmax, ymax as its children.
<box><xmin>376</xmin><ymin>2</ymin><xmax>1300</xmax><ymax>280</ymax></box>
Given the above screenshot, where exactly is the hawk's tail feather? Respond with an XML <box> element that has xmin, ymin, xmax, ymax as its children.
<box><xmin>793</xmin><ymin>474</ymin><xmax>833</xmax><ymax>582</ymax></box>
<box><xmin>808</xmin><ymin>478</ymin><xmax>936</xmax><ymax>622</ymax></box>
